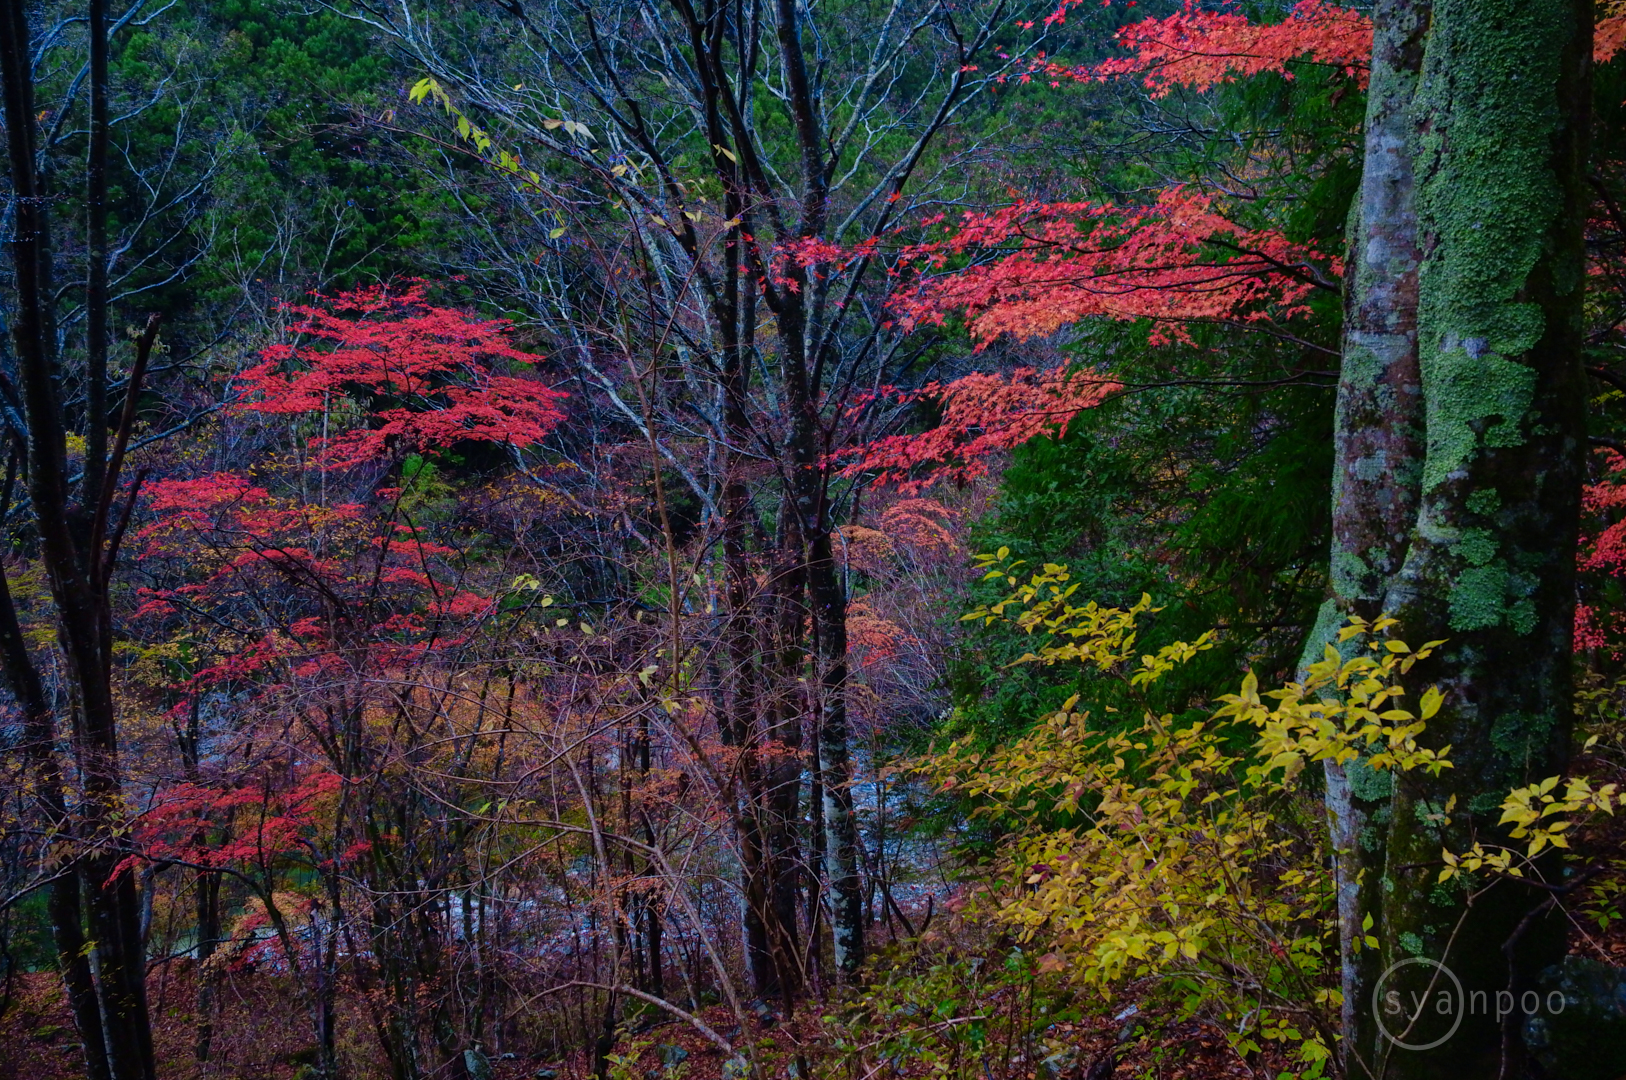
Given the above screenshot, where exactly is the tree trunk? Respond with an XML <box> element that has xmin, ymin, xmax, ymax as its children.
<box><xmin>762</xmin><ymin>503</ymin><xmax>807</xmax><ymax>999</ymax></box>
<box><xmin>1320</xmin><ymin>0</ymin><xmax>1431</xmax><ymax>1070</ymax></box>
<box><xmin>1326</xmin><ymin>0</ymin><xmax>1592</xmax><ymax>1076</ymax></box>
<box><xmin>84</xmin><ymin>0</ymin><xmax>110</xmax><ymax>503</ymax></box>
<box><xmin>0</xmin><ymin>552</ymin><xmax>109</xmax><ymax>1080</ymax></box>
<box><xmin>782</xmin><ymin>273</ymin><xmax>863</xmax><ymax>978</ymax></box>
<box><xmin>194</xmin><ymin>870</ymin><xmax>221</xmax><ymax>1062</ymax></box>
<box><xmin>179</xmin><ymin>695</ymin><xmax>223</xmax><ymax>1063</ymax></box>
<box><xmin>0</xmin><ymin>4</ymin><xmax>158</xmax><ymax>1076</ymax></box>
<box><xmin>804</xmin><ymin>525</ymin><xmax>864</xmax><ymax>978</ymax></box>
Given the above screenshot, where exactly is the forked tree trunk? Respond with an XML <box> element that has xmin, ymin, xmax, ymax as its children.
<box><xmin>782</xmin><ymin>247</ymin><xmax>864</xmax><ymax>978</ymax></box>
<box><xmin>773</xmin><ymin>0</ymin><xmax>865</xmax><ymax>980</ymax></box>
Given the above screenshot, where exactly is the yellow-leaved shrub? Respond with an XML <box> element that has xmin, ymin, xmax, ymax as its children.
<box><xmin>925</xmin><ymin>555</ymin><xmax>1456</xmax><ymax>1073</ymax></box>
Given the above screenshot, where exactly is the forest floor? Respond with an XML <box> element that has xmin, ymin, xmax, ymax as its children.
<box><xmin>8</xmin><ymin>916</ymin><xmax>1626</xmax><ymax>1080</ymax></box>
<box><xmin>5</xmin><ymin>749</ymin><xmax>1624</xmax><ymax>1080</ymax></box>
<box><xmin>0</xmin><ymin>963</ymin><xmax>1307</xmax><ymax>1080</ymax></box>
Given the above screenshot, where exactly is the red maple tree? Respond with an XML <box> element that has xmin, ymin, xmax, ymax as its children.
<box><xmin>805</xmin><ymin>0</ymin><xmax>1374</xmax><ymax>489</ymax></box>
<box><xmin>125</xmin><ymin>284</ymin><xmax>552</xmax><ymax>899</ymax></box>
<box><xmin>235</xmin><ymin>280</ymin><xmax>566</xmax><ymax>466</ymax></box>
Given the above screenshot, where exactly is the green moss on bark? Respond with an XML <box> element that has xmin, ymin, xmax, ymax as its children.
<box><xmin>1361</xmin><ymin>0</ymin><xmax>1589</xmax><ymax>1075</ymax></box>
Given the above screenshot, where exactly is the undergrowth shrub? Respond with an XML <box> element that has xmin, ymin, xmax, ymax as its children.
<box><xmin>916</xmin><ymin>554</ymin><xmax>1456</xmax><ymax>1075</ymax></box>
<box><xmin>834</xmin><ymin>557</ymin><xmax>1623</xmax><ymax>1079</ymax></box>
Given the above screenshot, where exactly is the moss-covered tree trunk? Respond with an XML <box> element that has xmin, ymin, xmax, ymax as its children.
<box><xmin>1326</xmin><ymin>0</ymin><xmax>1592</xmax><ymax>1075</ymax></box>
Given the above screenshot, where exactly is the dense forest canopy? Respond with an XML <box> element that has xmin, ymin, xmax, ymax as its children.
<box><xmin>2</xmin><ymin>0</ymin><xmax>1626</xmax><ymax>1078</ymax></box>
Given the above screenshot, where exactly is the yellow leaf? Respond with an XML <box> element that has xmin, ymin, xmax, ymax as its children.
<box><xmin>1419</xmin><ymin>686</ymin><xmax>1443</xmax><ymax>720</ymax></box>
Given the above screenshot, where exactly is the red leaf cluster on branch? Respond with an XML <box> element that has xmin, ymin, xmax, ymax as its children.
<box><xmin>122</xmin><ymin>771</ymin><xmax>344</xmax><ymax>875</ymax></box>
<box><xmin>1599</xmin><ymin>1</ymin><xmax>1626</xmax><ymax>63</ymax></box>
<box><xmin>1033</xmin><ymin>0</ymin><xmax>1371</xmax><ymax>96</ymax></box>
<box><xmin>1037</xmin><ymin>0</ymin><xmax>1625</xmax><ymax>97</ymax></box>
<box><xmin>236</xmin><ymin>281</ymin><xmax>566</xmax><ymax>466</ymax></box>
<box><xmin>1026</xmin><ymin>0</ymin><xmax>1626</xmax><ymax>99</ymax></box>
<box><xmin>838</xmin><ymin>367</ymin><xmax>1121</xmax><ymax>489</ymax></box>
<box><xmin>136</xmin><ymin>473</ymin><xmax>491</xmax><ymax>663</ymax></box>
<box><xmin>888</xmin><ymin>186</ymin><xmax>1337</xmax><ymax>348</ymax></box>
<box><xmin>1578</xmin><ymin>447</ymin><xmax>1626</xmax><ymax>652</ymax></box>
<box><xmin>797</xmin><ymin>195</ymin><xmax>1332</xmax><ymax>488</ymax></box>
